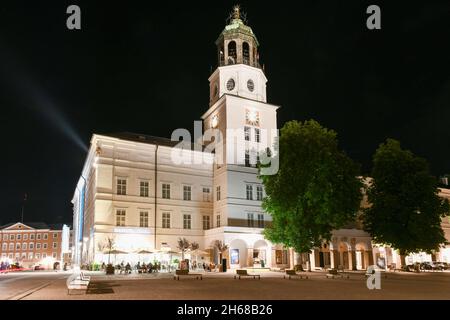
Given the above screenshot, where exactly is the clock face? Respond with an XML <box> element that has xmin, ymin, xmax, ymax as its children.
<box><xmin>247</xmin><ymin>79</ymin><xmax>254</xmax><ymax>92</ymax></box>
<box><xmin>246</xmin><ymin>109</ymin><xmax>260</xmax><ymax>126</ymax></box>
<box><xmin>226</xmin><ymin>78</ymin><xmax>235</xmax><ymax>91</ymax></box>
<box><xmin>211</xmin><ymin>115</ymin><xmax>219</xmax><ymax>128</ymax></box>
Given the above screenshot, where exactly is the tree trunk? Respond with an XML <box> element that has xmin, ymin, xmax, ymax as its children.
<box><xmin>400</xmin><ymin>253</ymin><xmax>406</xmax><ymax>268</ymax></box>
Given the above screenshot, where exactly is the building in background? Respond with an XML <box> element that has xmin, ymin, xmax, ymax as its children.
<box><xmin>0</xmin><ymin>222</ymin><xmax>70</xmax><ymax>269</ymax></box>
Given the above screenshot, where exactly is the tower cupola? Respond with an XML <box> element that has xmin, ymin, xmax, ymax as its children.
<box><xmin>216</xmin><ymin>5</ymin><xmax>261</xmax><ymax>68</ymax></box>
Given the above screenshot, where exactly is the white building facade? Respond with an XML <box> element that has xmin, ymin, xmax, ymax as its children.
<box><xmin>72</xmin><ymin>7</ymin><xmax>450</xmax><ymax>271</ymax></box>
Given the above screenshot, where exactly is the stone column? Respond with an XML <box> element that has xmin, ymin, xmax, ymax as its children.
<box><xmin>289</xmin><ymin>248</ymin><xmax>295</xmax><ymax>269</ymax></box>
<box><xmin>310</xmin><ymin>249</ymin><xmax>318</xmax><ymax>270</ymax></box>
<box><xmin>247</xmin><ymin>248</ymin><xmax>254</xmax><ymax>267</ymax></box>
<box><xmin>330</xmin><ymin>250</ymin><xmax>339</xmax><ymax>269</ymax></box>
<box><xmin>366</xmin><ymin>250</ymin><xmax>374</xmax><ymax>266</ymax></box>
<box><xmin>349</xmin><ymin>250</ymin><xmax>357</xmax><ymax>270</ymax></box>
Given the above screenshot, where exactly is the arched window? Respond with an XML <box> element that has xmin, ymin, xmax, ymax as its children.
<box><xmin>228</xmin><ymin>41</ymin><xmax>237</xmax><ymax>64</ymax></box>
<box><xmin>243</xmin><ymin>42</ymin><xmax>250</xmax><ymax>65</ymax></box>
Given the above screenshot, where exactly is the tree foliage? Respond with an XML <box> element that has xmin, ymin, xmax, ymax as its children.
<box><xmin>260</xmin><ymin>120</ymin><xmax>363</xmax><ymax>253</ymax></box>
<box><xmin>363</xmin><ymin>139</ymin><xmax>450</xmax><ymax>255</ymax></box>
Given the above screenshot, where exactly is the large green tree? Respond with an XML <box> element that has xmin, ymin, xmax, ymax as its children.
<box><xmin>260</xmin><ymin>120</ymin><xmax>363</xmax><ymax>256</ymax></box>
<box><xmin>363</xmin><ymin>139</ymin><xmax>450</xmax><ymax>264</ymax></box>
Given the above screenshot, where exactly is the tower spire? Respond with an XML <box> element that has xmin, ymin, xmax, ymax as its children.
<box><xmin>232</xmin><ymin>4</ymin><xmax>241</xmax><ymax>20</ymax></box>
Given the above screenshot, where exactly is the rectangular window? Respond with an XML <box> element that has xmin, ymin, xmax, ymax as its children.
<box><xmin>245</xmin><ymin>150</ymin><xmax>250</xmax><ymax>167</ymax></box>
<box><xmin>53</xmin><ymin>242</ymin><xmax>57</xmax><ymax>249</ymax></box>
<box><xmin>43</xmin><ymin>234</ymin><xmax>48</xmax><ymax>240</ymax></box>
<box><xmin>9</xmin><ymin>243</ymin><xmax>14</xmax><ymax>250</ymax></box>
<box><xmin>43</xmin><ymin>243</ymin><xmax>48</xmax><ymax>249</ymax></box>
<box><xmin>255</xmin><ymin>128</ymin><xmax>260</xmax><ymax>143</ymax></box>
<box><xmin>52</xmin><ymin>252</ymin><xmax>57</xmax><ymax>259</ymax></box>
<box><xmin>30</xmin><ymin>234</ymin><xmax>35</xmax><ymax>240</ymax></box>
<box><xmin>257</xmin><ymin>185</ymin><xmax>263</xmax><ymax>201</ymax></box>
<box><xmin>2</xmin><ymin>234</ymin><xmax>8</xmax><ymax>241</ymax></box>
<box><xmin>216</xmin><ymin>215</ymin><xmax>221</xmax><ymax>228</ymax></box>
<box><xmin>37</xmin><ymin>234</ymin><xmax>41</xmax><ymax>240</ymax></box>
<box><xmin>10</xmin><ymin>234</ymin><xmax>15</xmax><ymax>241</ymax></box>
<box><xmin>36</xmin><ymin>243</ymin><xmax>41</xmax><ymax>249</ymax></box>
<box><xmin>162</xmin><ymin>213</ymin><xmax>171</xmax><ymax>229</ymax></box>
<box><xmin>244</xmin><ymin>126</ymin><xmax>251</xmax><ymax>141</ymax></box>
<box><xmin>23</xmin><ymin>234</ymin><xmax>28</xmax><ymax>240</ymax></box>
<box><xmin>53</xmin><ymin>233</ymin><xmax>58</xmax><ymax>239</ymax></box>
<box><xmin>183</xmin><ymin>186</ymin><xmax>192</xmax><ymax>201</ymax></box>
<box><xmin>22</xmin><ymin>243</ymin><xmax>27</xmax><ymax>250</ymax></box>
<box><xmin>21</xmin><ymin>253</ymin><xmax>26</xmax><ymax>259</ymax></box>
<box><xmin>140</xmin><ymin>211</ymin><xmax>149</xmax><ymax>228</ymax></box>
<box><xmin>162</xmin><ymin>184</ymin><xmax>171</xmax><ymax>199</ymax></box>
<box><xmin>183</xmin><ymin>214</ymin><xmax>192</xmax><ymax>230</ymax></box>
<box><xmin>116</xmin><ymin>209</ymin><xmax>126</xmax><ymax>227</ymax></box>
<box><xmin>36</xmin><ymin>253</ymin><xmax>40</xmax><ymax>259</ymax></box>
<box><xmin>2</xmin><ymin>243</ymin><xmax>7</xmax><ymax>250</ymax></box>
<box><xmin>216</xmin><ymin>186</ymin><xmax>221</xmax><ymax>201</ymax></box>
<box><xmin>203</xmin><ymin>216</ymin><xmax>210</xmax><ymax>230</ymax></box>
<box><xmin>140</xmin><ymin>181</ymin><xmax>149</xmax><ymax>197</ymax></box>
<box><xmin>246</xmin><ymin>184</ymin><xmax>253</xmax><ymax>200</ymax></box>
<box><xmin>29</xmin><ymin>243</ymin><xmax>34</xmax><ymax>249</ymax></box>
<box><xmin>203</xmin><ymin>188</ymin><xmax>211</xmax><ymax>202</ymax></box>
<box><xmin>42</xmin><ymin>253</ymin><xmax>47</xmax><ymax>259</ymax></box>
<box><xmin>16</xmin><ymin>243</ymin><xmax>21</xmax><ymax>250</ymax></box>
<box><xmin>15</xmin><ymin>253</ymin><xmax>20</xmax><ymax>259</ymax></box>
<box><xmin>8</xmin><ymin>253</ymin><xmax>13</xmax><ymax>259</ymax></box>
<box><xmin>247</xmin><ymin>213</ymin><xmax>254</xmax><ymax>227</ymax></box>
<box><xmin>17</xmin><ymin>234</ymin><xmax>21</xmax><ymax>240</ymax></box>
<box><xmin>28</xmin><ymin>253</ymin><xmax>33</xmax><ymax>260</ymax></box>
<box><xmin>257</xmin><ymin>214</ymin><xmax>264</xmax><ymax>228</ymax></box>
<box><xmin>117</xmin><ymin>178</ymin><xmax>127</xmax><ymax>195</ymax></box>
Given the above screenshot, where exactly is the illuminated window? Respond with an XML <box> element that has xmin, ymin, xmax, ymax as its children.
<box><xmin>162</xmin><ymin>213</ymin><xmax>170</xmax><ymax>229</ymax></box>
<box><xmin>246</xmin><ymin>184</ymin><xmax>253</xmax><ymax>200</ymax></box>
<box><xmin>2</xmin><ymin>234</ymin><xmax>8</xmax><ymax>241</ymax></box>
<box><xmin>116</xmin><ymin>210</ymin><xmax>126</xmax><ymax>227</ymax></box>
<box><xmin>117</xmin><ymin>178</ymin><xmax>127</xmax><ymax>195</ymax></box>
<box><xmin>140</xmin><ymin>211</ymin><xmax>149</xmax><ymax>228</ymax></box>
<box><xmin>162</xmin><ymin>184</ymin><xmax>171</xmax><ymax>199</ymax></box>
<box><xmin>28</xmin><ymin>253</ymin><xmax>33</xmax><ymax>260</ymax></box>
<box><xmin>183</xmin><ymin>186</ymin><xmax>192</xmax><ymax>201</ymax></box>
<box><xmin>183</xmin><ymin>214</ymin><xmax>192</xmax><ymax>230</ymax></box>
<box><xmin>203</xmin><ymin>216</ymin><xmax>210</xmax><ymax>230</ymax></box>
<box><xmin>42</xmin><ymin>253</ymin><xmax>47</xmax><ymax>259</ymax></box>
<box><xmin>140</xmin><ymin>181</ymin><xmax>149</xmax><ymax>197</ymax></box>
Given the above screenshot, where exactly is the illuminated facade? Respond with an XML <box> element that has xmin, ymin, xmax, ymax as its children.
<box><xmin>0</xmin><ymin>222</ymin><xmax>69</xmax><ymax>269</ymax></box>
<box><xmin>71</xmin><ymin>7</ymin><xmax>450</xmax><ymax>271</ymax></box>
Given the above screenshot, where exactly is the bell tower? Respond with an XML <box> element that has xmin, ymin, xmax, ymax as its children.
<box><xmin>209</xmin><ymin>5</ymin><xmax>268</xmax><ymax>106</ymax></box>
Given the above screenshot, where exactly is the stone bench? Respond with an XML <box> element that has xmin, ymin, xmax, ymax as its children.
<box><xmin>234</xmin><ymin>269</ymin><xmax>260</xmax><ymax>280</ymax></box>
<box><xmin>284</xmin><ymin>269</ymin><xmax>308</xmax><ymax>280</ymax></box>
<box><xmin>173</xmin><ymin>269</ymin><xmax>203</xmax><ymax>280</ymax></box>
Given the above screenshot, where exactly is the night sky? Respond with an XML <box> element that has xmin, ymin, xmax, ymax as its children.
<box><xmin>0</xmin><ymin>1</ymin><xmax>449</xmax><ymax>225</ymax></box>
